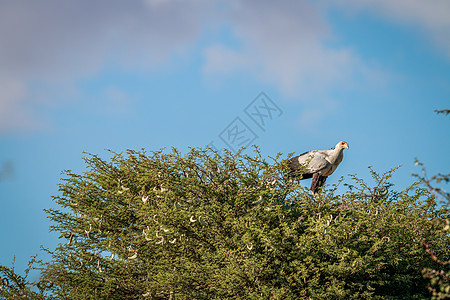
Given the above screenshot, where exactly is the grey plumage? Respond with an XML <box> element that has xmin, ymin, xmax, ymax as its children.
<box><xmin>288</xmin><ymin>141</ymin><xmax>349</xmax><ymax>194</ymax></box>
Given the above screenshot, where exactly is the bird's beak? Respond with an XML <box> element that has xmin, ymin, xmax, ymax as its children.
<box><xmin>345</xmin><ymin>143</ymin><xmax>349</xmax><ymax>149</ymax></box>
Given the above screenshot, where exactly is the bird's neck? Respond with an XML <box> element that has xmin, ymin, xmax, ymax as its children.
<box><xmin>329</xmin><ymin>147</ymin><xmax>343</xmax><ymax>163</ymax></box>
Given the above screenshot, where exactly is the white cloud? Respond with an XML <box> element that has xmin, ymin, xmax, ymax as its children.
<box><xmin>203</xmin><ymin>0</ymin><xmax>375</xmax><ymax>101</ymax></box>
<box><xmin>0</xmin><ymin>0</ymin><xmax>211</xmax><ymax>79</ymax></box>
<box><xmin>1</xmin><ymin>0</ymin><xmax>447</xmax><ymax>133</ymax></box>
<box><xmin>201</xmin><ymin>1</ymin><xmax>380</xmax><ymax>135</ymax></box>
<box><xmin>0</xmin><ymin>78</ymin><xmax>41</xmax><ymax>133</ymax></box>
<box><xmin>0</xmin><ymin>0</ymin><xmax>213</xmax><ymax>132</ymax></box>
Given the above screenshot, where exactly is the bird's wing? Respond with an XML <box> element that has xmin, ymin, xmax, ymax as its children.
<box><xmin>315</xmin><ymin>149</ymin><xmax>335</xmax><ymax>160</ymax></box>
<box><xmin>295</xmin><ymin>151</ymin><xmax>331</xmax><ymax>174</ymax></box>
<box><xmin>288</xmin><ymin>151</ymin><xmax>315</xmax><ymax>179</ymax></box>
<box><xmin>288</xmin><ymin>151</ymin><xmax>311</xmax><ymax>170</ymax></box>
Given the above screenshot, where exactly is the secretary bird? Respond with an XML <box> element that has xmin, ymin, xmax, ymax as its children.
<box><xmin>288</xmin><ymin>141</ymin><xmax>349</xmax><ymax>194</ymax></box>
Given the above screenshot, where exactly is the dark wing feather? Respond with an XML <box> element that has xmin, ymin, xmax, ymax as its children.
<box><xmin>288</xmin><ymin>151</ymin><xmax>314</xmax><ymax>179</ymax></box>
<box><xmin>289</xmin><ymin>151</ymin><xmax>312</xmax><ymax>169</ymax></box>
<box><xmin>311</xmin><ymin>173</ymin><xmax>327</xmax><ymax>194</ymax></box>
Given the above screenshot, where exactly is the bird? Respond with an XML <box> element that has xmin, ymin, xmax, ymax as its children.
<box><xmin>288</xmin><ymin>141</ymin><xmax>349</xmax><ymax>194</ymax></box>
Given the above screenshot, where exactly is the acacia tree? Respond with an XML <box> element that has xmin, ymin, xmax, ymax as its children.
<box><xmin>1</xmin><ymin>147</ymin><xmax>449</xmax><ymax>299</ymax></box>
<box><xmin>415</xmin><ymin>108</ymin><xmax>450</xmax><ymax>299</ymax></box>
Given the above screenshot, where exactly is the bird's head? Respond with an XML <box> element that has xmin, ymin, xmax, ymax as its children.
<box><xmin>337</xmin><ymin>141</ymin><xmax>349</xmax><ymax>149</ymax></box>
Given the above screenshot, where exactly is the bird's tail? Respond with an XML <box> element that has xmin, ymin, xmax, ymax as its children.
<box><xmin>311</xmin><ymin>174</ymin><xmax>327</xmax><ymax>194</ymax></box>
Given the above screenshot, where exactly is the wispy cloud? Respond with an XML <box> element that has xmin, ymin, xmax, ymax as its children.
<box><xmin>0</xmin><ymin>0</ymin><xmax>212</xmax><ymax>132</ymax></box>
<box><xmin>0</xmin><ymin>78</ymin><xmax>39</xmax><ymax>133</ymax></box>
<box><xmin>204</xmin><ymin>0</ymin><xmax>344</xmax><ymax>96</ymax></box>
<box><xmin>202</xmin><ymin>0</ymin><xmax>380</xmax><ymax>129</ymax></box>
<box><xmin>0</xmin><ymin>0</ymin><xmax>447</xmax><ymax>133</ymax></box>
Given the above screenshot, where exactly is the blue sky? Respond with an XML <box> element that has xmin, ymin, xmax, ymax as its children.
<box><xmin>1</xmin><ymin>0</ymin><xmax>449</xmax><ymax>275</ymax></box>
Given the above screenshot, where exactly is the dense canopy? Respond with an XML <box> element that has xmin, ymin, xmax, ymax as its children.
<box><xmin>0</xmin><ymin>147</ymin><xmax>449</xmax><ymax>299</ymax></box>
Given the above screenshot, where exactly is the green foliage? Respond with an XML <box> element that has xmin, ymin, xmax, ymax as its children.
<box><xmin>1</xmin><ymin>147</ymin><xmax>449</xmax><ymax>299</ymax></box>
<box><xmin>413</xmin><ymin>108</ymin><xmax>450</xmax><ymax>299</ymax></box>
<box><xmin>413</xmin><ymin>161</ymin><xmax>449</xmax><ymax>299</ymax></box>
<box><xmin>0</xmin><ymin>256</ymin><xmax>44</xmax><ymax>299</ymax></box>
<box><xmin>413</xmin><ymin>159</ymin><xmax>450</xmax><ymax>204</ymax></box>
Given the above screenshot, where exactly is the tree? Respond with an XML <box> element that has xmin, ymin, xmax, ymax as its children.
<box><xmin>1</xmin><ymin>147</ymin><xmax>449</xmax><ymax>299</ymax></box>
<box><xmin>414</xmin><ymin>108</ymin><xmax>450</xmax><ymax>299</ymax></box>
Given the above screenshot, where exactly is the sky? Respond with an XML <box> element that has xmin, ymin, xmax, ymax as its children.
<box><xmin>0</xmin><ymin>0</ymin><xmax>449</xmax><ymax>276</ymax></box>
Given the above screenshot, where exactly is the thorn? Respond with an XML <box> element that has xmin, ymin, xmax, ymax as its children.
<box><xmin>198</xmin><ymin>215</ymin><xmax>207</xmax><ymax>226</ymax></box>
<box><xmin>67</xmin><ymin>233</ymin><xmax>73</xmax><ymax>245</ymax></box>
